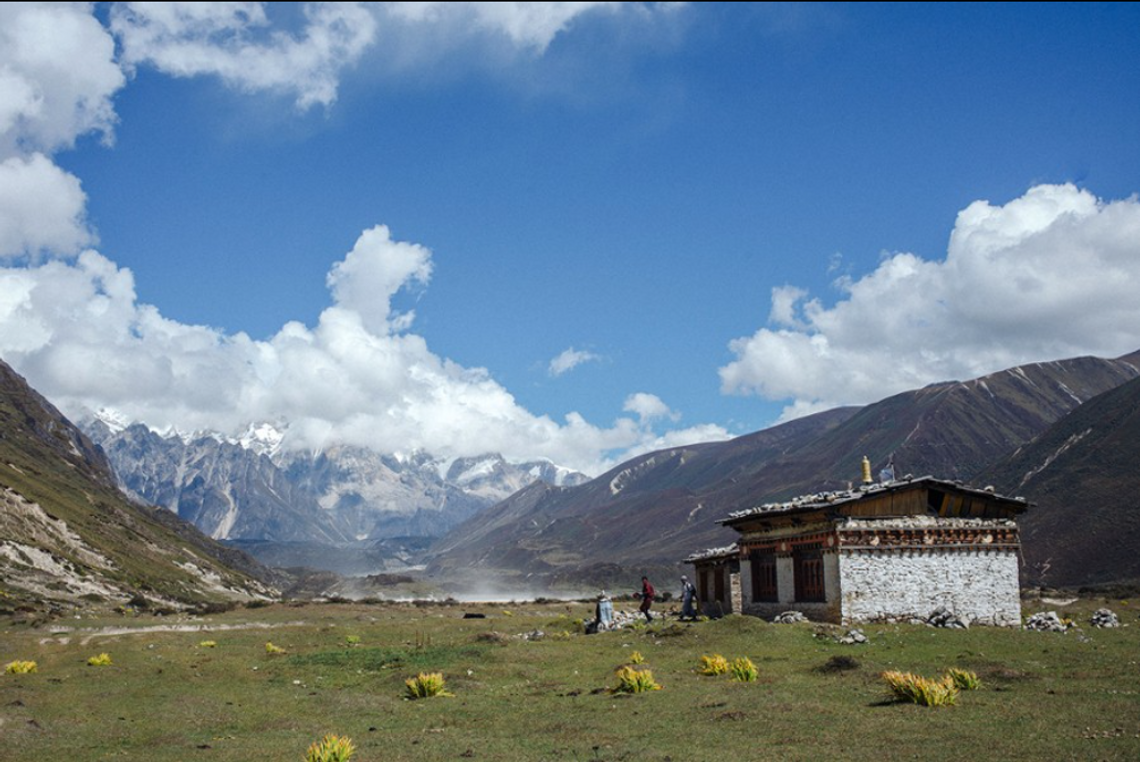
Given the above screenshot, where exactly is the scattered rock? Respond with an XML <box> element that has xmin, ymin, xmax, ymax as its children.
<box><xmin>925</xmin><ymin>602</ymin><xmax>971</xmax><ymax>629</ymax></box>
<box><xmin>773</xmin><ymin>611</ymin><xmax>808</xmax><ymax>624</ymax></box>
<box><xmin>836</xmin><ymin>629</ymin><xmax>867</xmax><ymax>645</ymax></box>
<box><xmin>927</xmin><ymin>606</ymin><xmax>969</xmax><ymax>629</ymax></box>
<box><xmin>1089</xmin><ymin>609</ymin><xmax>1120</xmax><ymax>628</ymax></box>
<box><xmin>474</xmin><ymin>631</ymin><xmax>508</xmax><ymax>643</ymax></box>
<box><xmin>1024</xmin><ymin>611</ymin><xmax>1070</xmax><ymax>632</ymax></box>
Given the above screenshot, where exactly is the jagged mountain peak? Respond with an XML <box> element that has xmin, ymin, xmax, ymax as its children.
<box><xmin>83</xmin><ymin>414</ymin><xmax>588</xmax><ymax>550</ymax></box>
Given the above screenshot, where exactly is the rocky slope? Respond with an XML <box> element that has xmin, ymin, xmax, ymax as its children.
<box><xmin>0</xmin><ymin>359</ymin><xmax>278</xmax><ymax>616</ymax></box>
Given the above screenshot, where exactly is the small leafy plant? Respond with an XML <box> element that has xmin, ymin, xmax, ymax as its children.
<box><xmin>199</xmin><ymin>640</ymin><xmax>217</xmax><ymax>648</ymax></box>
<box><xmin>404</xmin><ymin>672</ymin><xmax>453</xmax><ymax>700</ymax></box>
<box><xmin>5</xmin><ymin>660</ymin><xmax>37</xmax><ymax>674</ymax></box>
<box><xmin>699</xmin><ymin>654</ymin><xmax>729</xmax><ymax>676</ymax></box>
<box><xmin>729</xmin><ymin>657</ymin><xmax>758</xmax><ymax>682</ymax></box>
<box><xmin>265</xmin><ymin>642</ymin><xmax>287</xmax><ymax>655</ymax></box>
<box><xmin>881</xmin><ymin>670</ymin><xmax>958</xmax><ymax>707</ymax></box>
<box><xmin>613</xmin><ymin>665</ymin><xmax>662</xmax><ymax>693</ymax></box>
<box><xmin>628</xmin><ymin>650</ymin><xmax>645</xmax><ymax>665</ymax></box>
<box><xmin>87</xmin><ymin>653</ymin><xmax>113</xmax><ymax>667</ymax></box>
<box><xmin>944</xmin><ymin>667</ymin><xmax>982</xmax><ymax>691</ymax></box>
<box><xmin>345</xmin><ymin>635</ymin><xmax>361</xmax><ymax>646</ymax></box>
<box><xmin>305</xmin><ymin>733</ymin><xmax>356</xmax><ymax>762</ymax></box>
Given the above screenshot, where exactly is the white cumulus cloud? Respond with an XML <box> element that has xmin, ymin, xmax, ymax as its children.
<box><xmin>0</xmin><ymin>227</ymin><xmax>728</xmax><ymax>476</ymax></box>
<box><xmin>622</xmin><ymin>392</ymin><xmax>678</xmax><ymax>422</ymax></box>
<box><xmin>0</xmin><ymin>153</ymin><xmax>92</xmax><ymax>258</ymax></box>
<box><xmin>548</xmin><ymin>346</ymin><xmax>601</xmax><ymax>377</ymax></box>
<box><xmin>0</xmin><ymin>3</ymin><xmax>124</xmax><ymax>155</ymax></box>
<box><xmin>719</xmin><ymin>184</ymin><xmax>1140</xmax><ymax>420</ymax></box>
<box><xmin>0</xmin><ymin>4</ymin><xmax>122</xmax><ymax>259</ymax></box>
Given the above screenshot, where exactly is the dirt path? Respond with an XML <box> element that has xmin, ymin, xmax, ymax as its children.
<box><xmin>36</xmin><ymin>620</ymin><xmax>309</xmax><ymax>646</ymax></box>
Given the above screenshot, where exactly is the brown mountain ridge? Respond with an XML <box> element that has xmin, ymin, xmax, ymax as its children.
<box><xmin>426</xmin><ymin>351</ymin><xmax>1140</xmax><ymax>592</ymax></box>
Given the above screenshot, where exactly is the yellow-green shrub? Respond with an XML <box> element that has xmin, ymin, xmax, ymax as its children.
<box><xmin>87</xmin><ymin>653</ymin><xmax>113</xmax><ymax>667</ymax></box>
<box><xmin>5</xmin><ymin>660</ymin><xmax>37</xmax><ymax>674</ymax></box>
<box><xmin>404</xmin><ymin>672</ymin><xmax>453</xmax><ymax>700</ymax></box>
<box><xmin>265</xmin><ymin>642</ymin><xmax>286</xmax><ymax>655</ymax></box>
<box><xmin>613</xmin><ymin>665</ymin><xmax>662</xmax><ymax>693</ymax></box>
<box><xmin>881</xmin><ymin>670</ymin><xmax>958</xmax><ymax>707</ymax></box>
<box><xmin>629</xmin><ymin>650</ymin><xmax>645</xmax><ymax>665</ymax></box>
<box><xmin>699</xmin><ymin>654</ymin><xmax>729</xmax><ymax>676</ymax></box>
<box><xmin>199</xmin><ymin>640</ymin><xmax>217</xmax><ymax>648</ymax></box>
<box><xmin>729</xmin><ymin>657</ymin><xmax>758</xmax><ymax>682</ymax></box>
<box><xmin>945</xmin><ymin>667</ymin><xmax>982</xmax><ymax>691</ymax></box>
<box><xmin>305</xmin><ymin>733</ymin><xmax>356</xmax><ymax>762</ymax></box>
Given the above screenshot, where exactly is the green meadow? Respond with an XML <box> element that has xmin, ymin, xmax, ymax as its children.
<box><xmin>2</xmin><ymin>597</ymin><xmax>1138</xmax><ymax>761</ymax></box>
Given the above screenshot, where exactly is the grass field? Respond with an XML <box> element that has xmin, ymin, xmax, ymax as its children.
<box><xmin>2</xmin><ymin>597</ymin><xmax>1138</xmax><ymax>761</ymax></box>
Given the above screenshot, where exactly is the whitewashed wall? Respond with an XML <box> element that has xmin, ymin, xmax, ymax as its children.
<box><xmin>838</xmin><ymin>548</ymin><xmax>1021</xmax><ymax>626</ymax></box>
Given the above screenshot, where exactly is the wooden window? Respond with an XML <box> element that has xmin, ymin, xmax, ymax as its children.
<box><xmin>750</xmin><ymin>551</ymin><xmax>778</xmax><ymax>603</ymax></box>
<box><xmin>793</xmin><ymin>544</ymin><xmax>825</xmax><ymax>602</ymax></box>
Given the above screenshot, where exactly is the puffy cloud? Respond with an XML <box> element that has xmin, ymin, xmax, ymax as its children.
<box><xmin>110</xmin><ymin>2</ymin><xmax>378</xmax><ymax>109</ymax></box>
<box><xmin>0</xmin><ymin>4</ymin><xmax>121</xmax><ymax>259</ymax></box>
<box><xmin>622</xmin><ymin>392</ymin><xmax>678</xmax><ymax>422</ymax></box>
<box><xmin>326</xmin><ymin>224</ymin><xmax>432</xmax><ymax>334</ymax></box>
<box><xmin>0</xmin><ymin>227</ymin><xmax>726</xmax><ymax>475</ymax></box>
<box><xmin>0</xmin><ymin>3</ymin><xmax>716</xmax><ymax>476</ymax></box>
<box><xmin>548</xmin><ymin>346</ymin><xmax>601</xmax><ymax>377</ymax></box>
<box><xmin>0</xmin><ymin>153</ymin><xmax>92</xmax><ymax>258</ymax></box>
<box><xmin>720</xmin><ymin>184</ymin><xmax>1140</xmax><ymax>420</ymax></box>
<box><xmin>0</xmin><ymin>3</ymin><xmax>124</xmax><ymax>154</ymax></box>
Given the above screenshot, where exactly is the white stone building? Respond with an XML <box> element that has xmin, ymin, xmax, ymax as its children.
<box><xmin>689</xmin><ymin>476</ymin><xmax>1028</xmax><ymax>626</ymax></box>
<box><xmin>683</xmin><ymin>544</ymin><xmax>740</xmax><ymax>618</ymax></box>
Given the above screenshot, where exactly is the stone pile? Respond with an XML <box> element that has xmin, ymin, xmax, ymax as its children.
<box><xmin>586</xmin><ymin>608</ymin><xmax>650</xmax><ymax>634</ymax></box>
<box><xmin>926</xmin><ymin>606</ymin><xmax>969</xmax><ymax>629</ymax></box>
<box><xmin>1023</xmin><ymin>611</ymin><xmax>1070</xmax><ymax>632</ymax></box>
<box><xmin>773</xmin><ymin>611</ymin><xmax>808</xmax><ymax>624</ymax></box>
<box><xmin>836</xmin><ymin>629</ymin><xmax>868</xmax><ymax>645</ymax></box>
<box><xmin>1089</xmin><ymin>608</ymin><xmax>1120</xmax><ymax>628</ymax></box>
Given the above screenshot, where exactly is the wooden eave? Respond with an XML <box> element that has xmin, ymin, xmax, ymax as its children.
<box><xmin>720</xmin><ymin>476</ymin><xmax>1031</xmax><ymax>532</ymax></box>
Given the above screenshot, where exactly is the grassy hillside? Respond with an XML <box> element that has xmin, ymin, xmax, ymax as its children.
<box><xmin>984</xmin><ymin>375</ymin><xmax>1140</xmax><ymax>588</ymax></box>
<box><xmin>0</xmin><ymin>359</ymin><xmax>275</xmax><ymax>615</ymax></box>
<box><xmin>2</xmin><ymin>598</ymin><xmax>1138</xmax><ymax>760</ymax></box>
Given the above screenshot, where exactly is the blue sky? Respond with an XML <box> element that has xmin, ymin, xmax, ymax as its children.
<box><xmin>2</xmin><ymin>3</ymin><xmax>1140</xmax><ymax>474</ymax></box>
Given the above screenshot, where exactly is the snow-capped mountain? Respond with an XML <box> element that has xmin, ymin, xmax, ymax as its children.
<box><xmin>80</xmin><ymin>415</ymin><xmax>588</xmax><ymax>546</ymax></box>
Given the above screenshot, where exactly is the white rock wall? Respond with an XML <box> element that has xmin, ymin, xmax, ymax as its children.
<box><xmin>839</xmin><ymin>548</ymin><xmax>1021</xmax><ymax>626</ymax></box>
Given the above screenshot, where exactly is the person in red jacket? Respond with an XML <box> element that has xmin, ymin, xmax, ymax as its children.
<box><xmin>639</xmin><ymin>576</ymin><xmax>655</xmax><ymax>622</ymax></box>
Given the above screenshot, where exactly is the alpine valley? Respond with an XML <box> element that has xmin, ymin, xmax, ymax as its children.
<box><xmin>3</xmin><ymin>348</ymin><xmax>1139</xmax><ymax>609</ymax></box>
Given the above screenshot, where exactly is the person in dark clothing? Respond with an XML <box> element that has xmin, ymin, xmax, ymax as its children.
<box><xmin>639</xmin><ymin>576</ymin><xmax>655</xmax><ymax>622</ymax></box>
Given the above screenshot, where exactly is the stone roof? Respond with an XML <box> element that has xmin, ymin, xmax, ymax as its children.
<box><xmin>720</xmin><ymin>475</ymin><xmax>1030</xmax><ymax>525</ymax></box>
<box><xmin>683</xmin><ymin>543</ymin><xmax>738</xmax><ymax>563</ymax></box>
